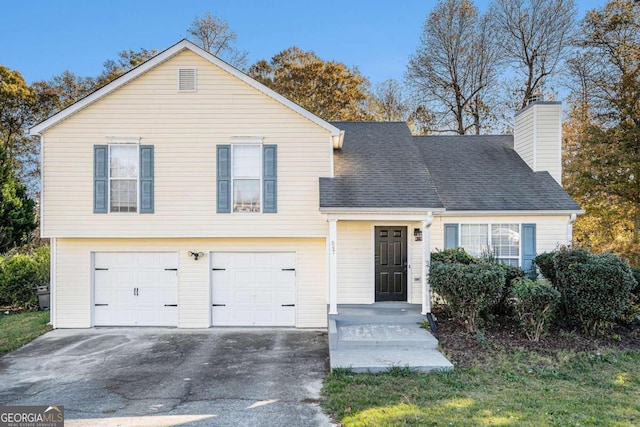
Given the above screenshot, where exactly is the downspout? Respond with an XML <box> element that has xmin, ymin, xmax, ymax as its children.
<box><xmin>49</xmin><ymin>238</ymin><xmax>56</xmax><ymax>328</ymax></box>
<box><xmin>421</xmin><ymin>212</ymin><xmax>433</xmax><ymax>315</ymax></box>
<box><xmin>568</xmin><ymin>213</ymin><xmax>577</xmax><ymax>245</ymax></box>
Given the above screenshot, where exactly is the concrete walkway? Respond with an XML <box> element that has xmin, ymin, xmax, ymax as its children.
<box><xmin>329</xmin><ymin>304</ymin><xmax>453</xmax><ymax>373</ymax></box>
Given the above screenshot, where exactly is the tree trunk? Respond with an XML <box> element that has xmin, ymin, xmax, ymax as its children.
<box><xmin>635</xmin><ymin>206</ymin><xmax>640</xmax><ymax>243</ymax></box>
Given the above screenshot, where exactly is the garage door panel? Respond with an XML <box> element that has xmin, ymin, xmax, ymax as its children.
<box><xmin>95</xmin><ymin>308</ymin><xmax>136</xmax><ymax>326</ymax></box>
<box><xmin>255</xmin><ymin>290</ymin><xmax>275</xmax><ymax>304</ymax></box>
<box><xmin>93</xmin><ymin>252</ymin><xmax>178</xmax><ymax>327</ymax></box>
<box><xmin>255</xmin><ymin>272</ymin><xmax>274</xmax><ymax>286</ymax></box>
<box><xmin>211</xmin><ymin>252</ymin><xmax>296</xmax><ymax>327</ymax></box>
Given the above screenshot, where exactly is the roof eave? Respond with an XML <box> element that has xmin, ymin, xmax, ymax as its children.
<box><xmin>320</xmin><ymin>207</ymin><xmax>445</xmax><ymax>214</ymax></box>
<box><xmin>441</xmin><ymin>209</ymin><xmax>585</xmax><ymax>216</ymax></box>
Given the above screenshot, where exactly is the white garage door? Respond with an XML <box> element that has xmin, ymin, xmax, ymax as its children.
<box><xmin>211</xmin><ymin>252</ymin><xmax>296</xmax><ymax>326</ymax></box>
<box><xmin>94</xmin><ymin>252</ymin><xmax>178</xmax><ymax>326</ymax></box>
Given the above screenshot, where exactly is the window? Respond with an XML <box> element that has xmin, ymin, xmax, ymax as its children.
<box><xmin>232</xmin><ymin>145</ymin><xmax>261</xmax><ymax>213</ymax></box>
<box><xmin>460</xmin><ymin>224</ymin><xmax>488</xmax><ymax>257</ymax></box>
<box><xmin>216</xmin><ymin>143</ymin><xmax>276</xmax><ymax>214</ymax></box>
<box><xmin>109</xmin><ymin>146</ymin><xmax>138</xmax><ymax>213</ymax></box>
<box><xmin>459</xmin><ymin>223</ymin><xmax>520</xmax><ymax>266</ymax></box>
<box><xmin>491</xmin><ymin>224</ymin><xmax>520</xmax><ymax>266</ymax></box>
<box><xmin>94</xmin><ymin>143</ymin><xmax>153</xmax><ymax>214</ymax></box>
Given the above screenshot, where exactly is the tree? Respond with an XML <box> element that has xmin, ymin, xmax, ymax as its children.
<box><xmin>564</xmin><ymin>0</ymin><xmax>640</xmax><ymax>263</ymax></box>
<box><xmin>370</xmin><ymin>79</ymin><xmax>410</xmax><ymax>122</ymax></box>
<box><xmin>0</xmin><ymin>66</ymin><xmax>58</xmax><ymax>190</ymax></box>
<box><xmin>46</xmin><ymin>70</ymin><xmax>97</xmax><ymax>110</ymax></box>
<box><xmin>0</xmin><ymin>145</ymin><xmax>36</xmax><ymax>253</ymax></box>
<box><xmin>0</xmin><ymin>66</ymin><xmax>33</xmax><ymax>161</ymax></box>
<box><xmin>407</xmin><ymin>105</ymin><xmax>435</xmax><ymax>135</ymax></box>
<box><xmin>248</xmin><ymin>47</ymin><xmax>372</xmax><ymax>121</ymax></box>
<box><xmin>490</xmin><ymin>0</ymin><xmax>577</xmax><ymax>110</ymax></box>
<box><xmin>187</xmin><ymin>12</ymin><xmax>248</xmax><ymax>70</ymax></box>
<box><xmin>96</xmin><ymin>48</ymin><xmax>158</xmax><ymax>87</ymax></box>
<box><xmin>407</xmin><ymin>0</ymin><xmax>501</xmax><ymax>134</ymax></box>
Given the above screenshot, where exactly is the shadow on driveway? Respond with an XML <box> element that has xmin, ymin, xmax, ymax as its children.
<box><xmin>0</xmin><ymin>328</ymin><xmax>333</xmax><ymax>426</ymax></box>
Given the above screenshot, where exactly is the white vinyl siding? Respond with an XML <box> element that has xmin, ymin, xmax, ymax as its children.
<box><xmin>53</xmin><ymin>237</ymin><xmax>326</xmax><ymax>329</ymax></box>
<box><xmin>514</xmin><ymin>102</ymin><xmax>562</xmax><ymax>184</ymax></box>
<box><xmin>40</xmin><ymin>50</ymin><xmax>332</xmax><ymax>238</ymax></box>
<box><xmin>337</xmin><ymin>222</ymin><xmax>373</xmax><ymax>304</ymax></box>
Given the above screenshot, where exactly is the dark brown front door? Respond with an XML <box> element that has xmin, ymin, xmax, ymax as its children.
<box><xmin>374</xmin><ymin>226</ymin><xmax>407</xmax><ymax>302</ymax></box>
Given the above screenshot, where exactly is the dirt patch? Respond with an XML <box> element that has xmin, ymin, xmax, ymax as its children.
<box><xmin>434</xmin><ymin>309</ymin><xmax>640</xmax><ymax>368</ymax></box>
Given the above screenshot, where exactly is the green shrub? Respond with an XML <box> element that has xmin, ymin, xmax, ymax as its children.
<box><xmin>555</xmin><ymin>250</ymin><xmax>636</xmax><ymax>335</ymax></box>
<box><xmin>0</xmin><ymin>246</ymin><xmax>50</xmax><ymax>308</ymax></box>
<box><xmin>431</xmin><ymin>248</ymin><xmax>477</xmax><ymax>265</ymax></box>
<box><xmin>492</xmin><ymin>263</ymin><xmax>525</xmax><ymax>316</ymax></box>
<box><xmin>533</xmin><ymin>252</ymin><xmax>558</xmax><ymax>286</ymax></box>
<box><xmin>430</xmin><ymin>261</ymin><xmax>505</xmax><ymax>332</ymax></box>
<box><xmin>0</xmin><ymin>254</ymin><xmax>39</xmax><ymax>307</ymax></box>
<box><xmin>512</xmin><ymin>278</ymin><xmax>560</xmax><ymax>342</ymax></box>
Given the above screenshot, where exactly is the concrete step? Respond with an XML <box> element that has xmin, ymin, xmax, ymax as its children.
<box><xmin>336</xmin><ymin>323</ymin><xmax>438</xmax><ymax>350</ymax></box>
<box><xmin>329</xmin><ymin>347</ymin><xmax>454</xmax><ymax>373</ymax></box>
<box><xmin>330</xmin><ymin>304</ymin><xmax>427</xmax><ymax>325</ymax></box>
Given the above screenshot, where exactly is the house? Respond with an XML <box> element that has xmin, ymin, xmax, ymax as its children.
<box><xmin>30</xmin><ymin>40</ymin><xmax>582</xmax><ymax>329</ymax></box>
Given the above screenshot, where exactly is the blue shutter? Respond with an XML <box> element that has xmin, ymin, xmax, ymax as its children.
<box><xmin>521</xmin><ymin>224</ymin><xmax>537</xmax><ymax>275</ymax></box>
<box><xmin>139</xmin><ymin>145</ymin><xmax>154</xmax><ymax>213</ymax></box>
<box><xmin>217</xmin><ymin>145</ymin><xmax>231</xmax><ymax>213</ymax></box>
<box><xmin>94</xmin><ymin>145</ymin><xmax>108</xmax><ymax>213</ymax></box>
<box><xmin>263</xmin><ymin>145</ymin><xmax>277</xmax><ymax>213</ymax></box>
<box><xmin>444</xmin><ymin>224</ymin><xmax>459</xmax><ymax>249</ymax></box>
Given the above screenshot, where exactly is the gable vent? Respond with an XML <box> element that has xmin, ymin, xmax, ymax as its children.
<box><xmin>178</xmin><ymin>67</ymin><xmax>197</xmax><ymax>92</ymax></box>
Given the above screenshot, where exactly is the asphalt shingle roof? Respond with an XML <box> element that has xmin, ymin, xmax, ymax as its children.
<box><xmin>416</xmin><ymin>135</ymin><xmax>581</xmax><ymax>211</ymax></box>
<box><xmin>319</xmin><ymin>122</ymin><xmax>581</xmax><ymax>212</ymax></box>
<box><xmin>319</xmin><ymin>122</ymin><xmax>443</xmax><ymax>209</ymax></box>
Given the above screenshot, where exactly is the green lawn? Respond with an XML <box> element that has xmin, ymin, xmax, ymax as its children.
<box><xmin>322</xmin><ymin>348</ymin><xmax>640</xmax><ymax>426</ymax></box>
<box><xmin>0</xmin><ymin>310</ymin><xmax>52</xmax><ymax>355</ymax></box>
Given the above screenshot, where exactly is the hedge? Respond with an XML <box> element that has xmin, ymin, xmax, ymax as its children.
<box><xmin>430</xmin><ymin>261</ymin><xmax>505</xmax><ymax>332</ymax></box>
<box><xmin>512</xmin><ymin>277</ymin><xmax>560</xmax><ymax>341</ymax></box>
<box><xmin>536</xmin><ymin>248</ymin><xmax>636</xmax><ymax>334</ymax></box>
<box><xmin>0</xmin><ymin>246</ymin><xmax>50</xmax><ymax>308</ymax></box>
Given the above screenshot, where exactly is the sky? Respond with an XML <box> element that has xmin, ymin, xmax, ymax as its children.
<box><xmin>1</xmin><ymin>0</ymin><xmax>608</xmax><ymax>88</ymax></box>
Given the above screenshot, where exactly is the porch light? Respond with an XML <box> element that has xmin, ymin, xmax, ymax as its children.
<box><xmin>414</xmin><ymin>228</ymin><xmax>423</xmax><ymax>242</ymax></box>
<box><xmin>188</xmin><ymin>251</ymin><xmax>204</xmax><ymax>260</ymax></box>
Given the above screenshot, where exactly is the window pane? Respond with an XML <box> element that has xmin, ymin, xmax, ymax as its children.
<box><xmin>233</xmin><ymin>179</ymin><xmax>260</xmax><ymax>212</ymax></box>
<box><xmin>110</xmin><ymin>146</ymin><xmax>138</xmax><ymax>178</ymax></box>
<box><xmin>460</xmin><ymin>224</ymin><xmax>488</xmax><ymax>257</ymax></box>
<box><xmin>233</xmin><ymin>145</ymin><xmax>260</xmax><ymax>178</ymax></box>
<box><xmin>110</xmin><ymin>180</ymin><xmax>137</xmax><ymax>213</ymax></box>
<box><xmin>491</xmin><ymin>224</ymin><xmax>520</xmax><ymax>259</ymax></box>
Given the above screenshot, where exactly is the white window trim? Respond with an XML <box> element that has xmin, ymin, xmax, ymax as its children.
<box><xmin>458</xmin><ymin>223</ymin><xmax>522</xmax><ymax>267</ymax></box>
<box><xmin>106</xmin><ymin>136</ymin><xmax>140</xmax><ymax>145</ymax></box>
<box><xmin>230</xmin><ymin>136</ymin><xmax>264</xmax><ymax>145</ymax></box>
<box><xmin>108</xmin><ymin>144</ymin><xmax>140</xmax><ymax>214</ymax></box>
<box><xmin>231</xmin><ymin>143</ymin><xmax>263</xmax><ymax>214</ymax></box>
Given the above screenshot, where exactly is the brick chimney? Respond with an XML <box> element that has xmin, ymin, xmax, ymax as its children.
<box><xmin>514</xmin><ymin>98</ymin><xmax>562</xmax><ymax>185</ymax></box>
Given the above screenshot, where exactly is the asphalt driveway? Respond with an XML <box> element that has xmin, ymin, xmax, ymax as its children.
<box><xmin>0</xmin><ymin>328</ymin><xmax>333</xmax><ymax>426</ymax></box>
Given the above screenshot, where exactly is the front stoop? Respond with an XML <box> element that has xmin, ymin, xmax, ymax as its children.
<box><xmin>328</xmin><ymin>305</ymin><xmax>454</xmax><ymax>373</ymax></box>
